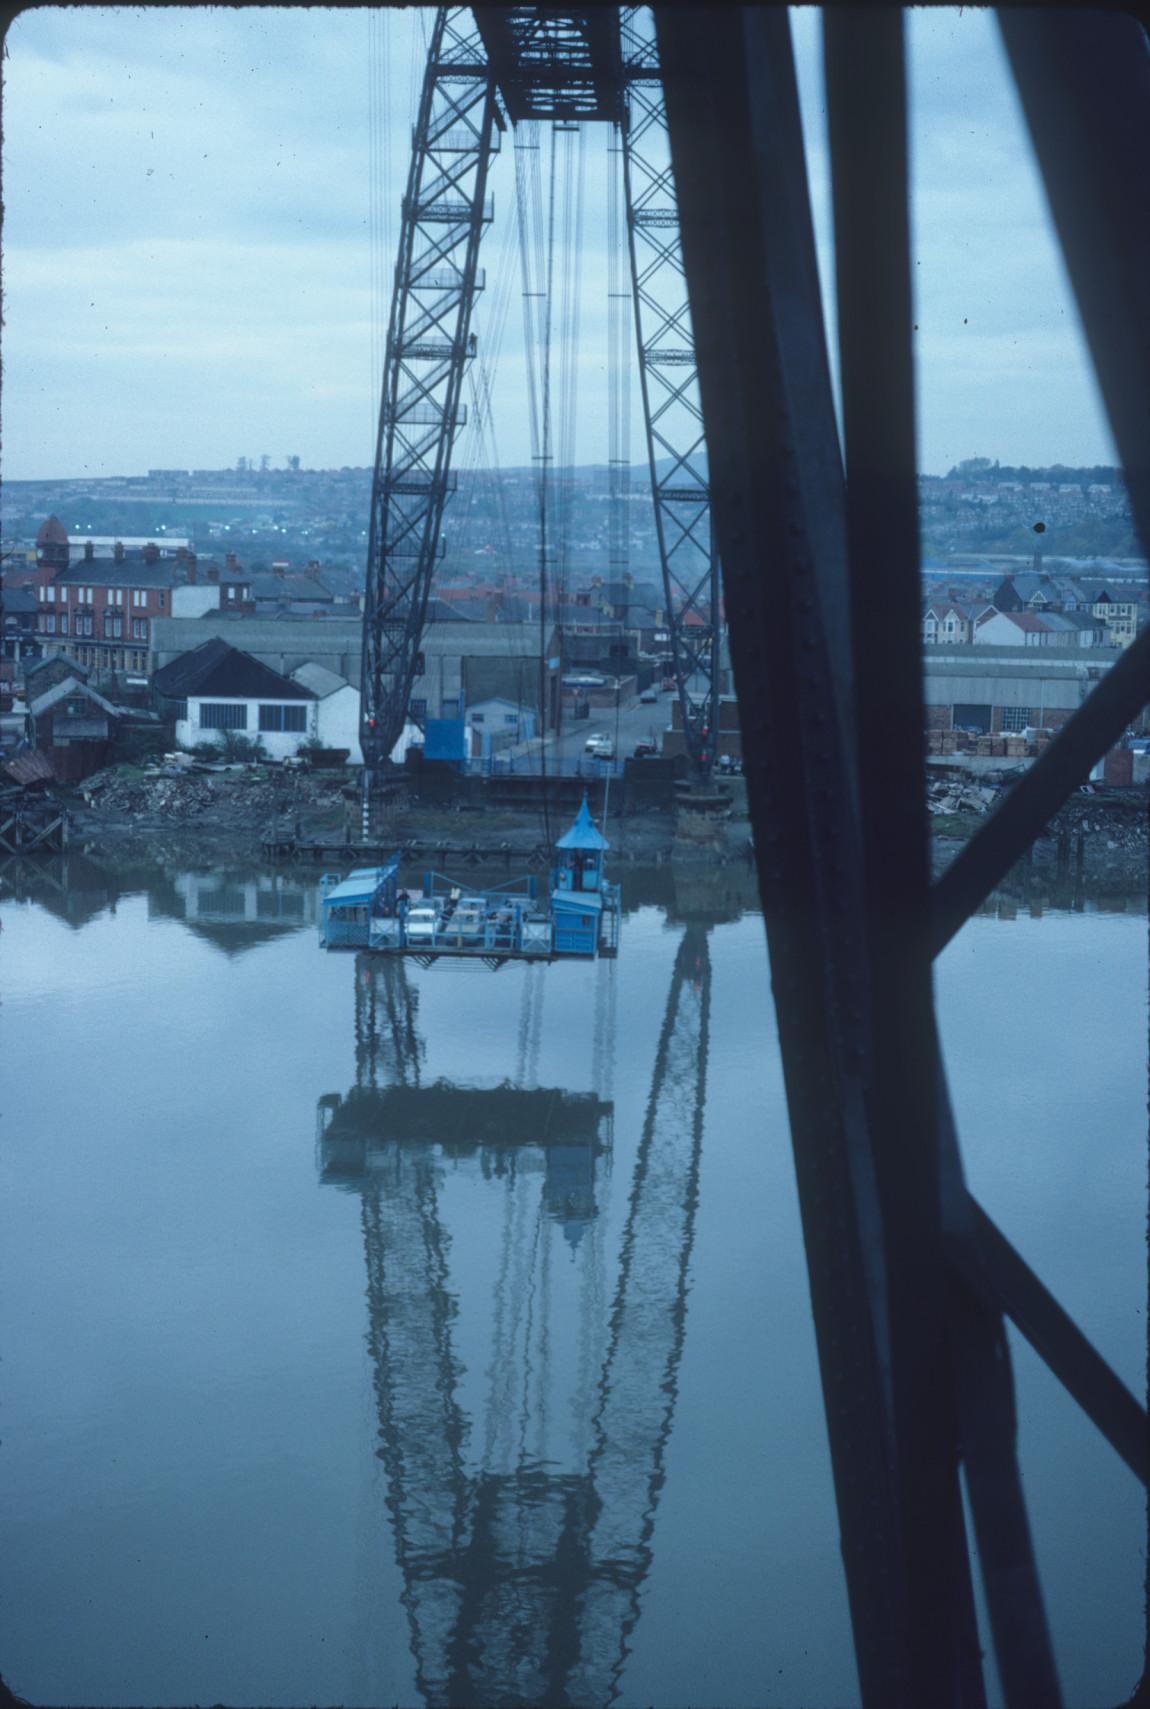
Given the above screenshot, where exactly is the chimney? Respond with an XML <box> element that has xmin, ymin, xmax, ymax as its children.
<box><xmin>113</xmin><ymin>541</ymin><xmax>125</xmax><ymax>563</ymax></box>
<box><xmin>83</xmin><ymin>540</ymin><xmax>95</xmax><ymax>561</ymax></box>
<box><xmin>225</xmin><ymin>552</ymin><xmax>238</xmax><ymax>570</ymax></box>
<box><xmin>186</xmin><ymin>553</ymin><xmax>197</xmax><ymax>585</ymax></box>
<box><xmin>142</xmin><ymin>542</ymin><xmax>160</xmax><ymax>564</ymax></box>
<box><xmin>207</xmin><ymin>565</ymin><xmax>220</xmax><ymax>583</ymax></box>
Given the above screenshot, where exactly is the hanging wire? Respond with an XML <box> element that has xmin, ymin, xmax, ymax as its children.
<box><xmin>608</xmin><ymin>119</ymin><xmax>633</xmax><ymax>593</ymax></box>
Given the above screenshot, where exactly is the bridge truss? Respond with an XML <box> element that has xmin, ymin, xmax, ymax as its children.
<box><xmin>361</xmin><ymin>6</ymin><xmax>720</xmax><ymax>779</ymax></box>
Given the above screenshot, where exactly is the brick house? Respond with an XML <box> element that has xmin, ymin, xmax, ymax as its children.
<box><xmin>31</xmin><ymin>519</ymin><xmax>252</xmax><ymax>681</ymax></box>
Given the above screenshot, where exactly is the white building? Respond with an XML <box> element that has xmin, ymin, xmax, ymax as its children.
<box><xmin>290</xmin><ymin>663</ymin><xmax>363</xmax><ymax>765</ymax></box>
<box><xmin>153</xmin><ymin>637</ymin><xmax>318</xmax><ymax>760</ymax></box>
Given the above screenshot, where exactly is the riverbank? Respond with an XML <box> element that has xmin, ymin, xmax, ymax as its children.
<box><xmin>64</xmin><ymin>760</ymin><xmax>1147</xmax><ymax>889</ymax></box>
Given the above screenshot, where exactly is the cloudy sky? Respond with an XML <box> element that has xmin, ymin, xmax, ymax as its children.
<box><xmin>2</xmin><ymin>5</ymin><xmax>1117</xmax><ymax>481</ymax></box>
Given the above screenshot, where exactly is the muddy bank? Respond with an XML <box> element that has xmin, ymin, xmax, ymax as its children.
<box><xmin>64</xmin><ymin>761</ymin><xmax>1147</xmax><ymax>890</ymax></box>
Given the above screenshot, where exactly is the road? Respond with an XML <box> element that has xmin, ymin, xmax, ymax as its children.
<box><xmin>546</xmin><ymin>688</ymin><xmax>676</xmax><ymax>774</ymax></box>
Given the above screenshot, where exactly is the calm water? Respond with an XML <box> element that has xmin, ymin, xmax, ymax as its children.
<box><xmin>1</xmin><ymin>858</ymin><xmax>1145</xmax><ymax>1707</ymax></box>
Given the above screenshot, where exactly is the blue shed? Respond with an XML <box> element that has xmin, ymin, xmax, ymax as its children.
<box><xmin>319</xmin><ymin>855</ymin><xmax>399</xmax><ymax>948</ymax></box>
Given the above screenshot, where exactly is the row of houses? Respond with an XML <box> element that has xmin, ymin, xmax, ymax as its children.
<box><xmin>6</xmin><ymin>517</ymin><xmax>368</xmax><ymax>684</ymax></box>
<box><xmin>922</xmin><ymin>570</ymin><xmax>1143</xmax><ymax>650</ymax></box>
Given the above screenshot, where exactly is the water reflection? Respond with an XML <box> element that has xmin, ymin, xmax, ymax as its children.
<box><xmin>315</xmin><ymin>934</ymin><xmax>711</xmax><ymax>1708</ymax></box>
<box><xmin>1</xmin><ymin>848</ymin><xmax>1141</xmax><ymax>957</ymax></box>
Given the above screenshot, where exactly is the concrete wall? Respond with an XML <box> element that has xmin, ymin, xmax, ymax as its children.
<box><xmin>178</xmin><ymin>694</ymin><xmax>318</xmax><ymax>759</ymax></box>
<box><xmin>315</xmin><ymin>684</ymin><xmax>363</xmax><ymax>764</ymax></box>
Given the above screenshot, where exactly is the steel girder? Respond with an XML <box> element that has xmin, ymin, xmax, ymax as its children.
<box><xmin>361</xmin><ymin>7</ymin><xmax>499</xmax><ymax>773</ymax></box>
<box><xmin>620</xmin><ymin>7</ymin><xmax>720</xmax><ymax>776</ymax></box>
<box><xmin>655</xmin><ymin>7</ymin><xmax>1146</xmax><ymax>1708</ymax></box>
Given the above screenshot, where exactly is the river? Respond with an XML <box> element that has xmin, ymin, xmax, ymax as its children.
<box><xmin>1</xmin><ymin>856</ymin><xmax>1144</xmax><ymax>1708</ymax></box>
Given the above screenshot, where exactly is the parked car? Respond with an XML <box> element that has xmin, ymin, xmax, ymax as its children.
<box><xmin>639</xmin><ymin>687</ymin><xmax>658</xmax><ymax>704</ymax></box>
<box><xmin>404</xmin><ymin>903</ymin><xmax>441</xmax><ymax>943</ymax></box>
<box><xmin>451</xmin><ymin>900</ymin><xmax>486</xmax><ymax>942</ymax></box>
<box><xmin>633</xmin><ymin>739</ymin><xmax>658</xmax><ymax>759</ymax></box>
<box><xmin>585</xmin><ymin>734</ymin><xmax>615</xmax><ymax>760</ymax></box>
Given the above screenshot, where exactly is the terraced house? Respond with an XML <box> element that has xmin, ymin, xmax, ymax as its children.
<box><xmin>31</xmin><ymin>517</ymin><xmax>251</xmax><ymax>681</ymax></box>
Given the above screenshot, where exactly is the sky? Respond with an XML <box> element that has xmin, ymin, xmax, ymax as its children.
<box><xmin>1</xmin><ymin>5</ymin><xmax>1118</xmax><ymax>482</ymax></box>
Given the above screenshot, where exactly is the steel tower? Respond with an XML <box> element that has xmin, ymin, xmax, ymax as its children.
<box><xmin>360</xmin><ymin>6</ymin><xmax>720</xmax><ymax>781</ymax></box>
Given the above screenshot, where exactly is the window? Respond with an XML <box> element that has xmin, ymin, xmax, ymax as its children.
<box><xmin>109</xmin><ymin>588</ymin><xmax>123</xmax><ymax>606</ymax></box>
<box><xmin>66</xmin><ymin>697</ymin><xmax>86</xmax><ymax>715</ymax></box>
<box><xmin>441</xmin><ymin>698</ymin><xmax>460</xmax><ymax>719</ymax></box>
<box><xmin>59</xmin><ymin>615</ymin><xmax>68</xmax><ymax>636</ymax></box>
<box><xmin>104</xmin><ymin>613</ymin><xmax>123</xmax><ymax>639</ymax></box>
<box><xmin>1000</xmin><ymin>706</ymin><xmax>1030</xmax><ymax>733</ymax></box>
<box><xmin>504</xmin><ymin>713</ymin><xmax>518</xmax><ymax>725</ymax></box>
<box><xmin>42</xmin><ymin>613</ymin><xmax>56</xmax><ymax>634</ymax></box>
<box><xmin>409</xmin><ymin>697</ymin><xmax>428</xmax><ymax>720</ymax></box>
<box><xmin>173</xmin><ymin>698</ymin><xmax>188</xmax><ymax>721</ymax></box>
<box><xmin>132</xmin><ymin>590</ymin><xmax>146</xmax><ymax>608</ymax></box>
<box><xmin>259</xmin><ymin>704</ymin><xmax>307</xmax><ymax>733</ymax></box>
<box><xmin>200</xmin><ymin>702</ymin><xmax>247</xmax><ymax>730</ymax></box>
<box><xmin>157</xmin><ymin>592</ymin><xmax>166</xmax><ymax>609</ymax></box>
<box><xmin>132</xmin><ymin>618</ymin><xmax>147</xmax><ymax>640</ymax></box>
<box><xmin>471</xmin><ymin>711</ymin><xmax>485</xmax><ymax>724</ymax></box>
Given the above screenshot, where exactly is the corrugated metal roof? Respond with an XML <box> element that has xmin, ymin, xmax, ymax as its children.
<box><xmin>291</xmin><ymin>662</ymin><xmax>350</xmax><ymax>697</ymax></box>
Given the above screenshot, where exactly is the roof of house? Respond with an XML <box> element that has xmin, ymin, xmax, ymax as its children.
<box><xmin>52</xmin><ymin>561</ymin><xmax>188</xmax><ymax>591</ymax></box>
<box><xmin>290</xmin><ymin>662</ymin><xmax>351</xmax><ymax>699</ymax></box>
<box><xmin>152</xmin><ymin>638</ymin><xmax>315</xmax><ymax>701</ymax></box>
<box><xmin>993</xmin><ymin>609</ymin><xmax>1053</xmax><ymax>633</ymax></box>
<box><xmin>29</xmin><ymin>676</ymin><xmax>122</xmax><ymax>718</ymax></box>
<box><xmin>24</xmin><ymin>653</ymin><xmax>89</xmax><ymax>682</ymax></box>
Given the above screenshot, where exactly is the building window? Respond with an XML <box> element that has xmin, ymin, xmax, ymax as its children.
<box><xmin>1000</xmin><ymin>706</ymin><xmax>1030</xmax><ymax>733</ymax></box>
<box><xmin>173</xmin><ymin>698</ymin><xmax>188</xmax><ymax>721</ymax></box>
<box><xmin>59</xmin><ymin>614</ymin><xmax>68</xmax><ymax>636</ymax></box>
<box><xmin>441</xmin><ymin>698</ymin><xmax>460</xmax><ymax>719</ymax></box>
<box><xmin>132</xmin><ymin>589</ymin><xmax>146</xmax><ymax>608</ymax></box>
<box><xmin>132</xmin><ymin>618</ymin><xmax>147</xmax><ymax>640</ymax></box>
<box><xmin>470</xmin><ymin>711</ymin><xmax>485</xmax><ymax>724</ymax></box>
<box><xmin>200</xmin><ymin>702</ymin><xmax>248</xmax><ymax>730</ymax></box>
<box><xmin>258</xmin><ymin>703</ymin><xmax>307</xmax><ymax>733</ymax></box>
<box><xmin>504</xmin><ymin>713</ymin><xmax>518</xmax><ymax>725</ymax></box>
<box><xmin>109</xmin><ymin>588</ymin><xmax>124</xmax><ymax>606</ymax></box>
<box><xmin>42</xmin><ymin>613</ymin><xmax>56</xmax><ymax>634</ymax></box>
<box><xmin>409</xmin><ymin>697</ymin><xmax>428</xmax><ymax>720</ymax></box>
<box><xmin>157</xmin><ymin>592</ymin><xmax>166</xmax><ymax>609</ymax></box>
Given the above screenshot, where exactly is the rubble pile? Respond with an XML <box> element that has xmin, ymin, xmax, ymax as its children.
<box><xmin>77</xmin><ymin>762</ymin><xmax>345</xmax><ymax>828</ymax></box>
<box><xmin>927</xmin><ymin>779</ymin><xmax>999</xmax><ymax>817</ymax></box>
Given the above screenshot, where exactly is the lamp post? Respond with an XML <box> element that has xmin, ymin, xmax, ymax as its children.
<box><xmin>614</xmin><ymin>676</ymin><xmax>622</xmax><ymax>775</ymax></box>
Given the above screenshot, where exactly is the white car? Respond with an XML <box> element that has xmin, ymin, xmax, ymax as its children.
<box><xmin>585</xmin><ymin>734</ymin><xmax>615</xmax><ymax>760</ymax></box>
<box><xmin>403</xmin><ymin>903</ymin><xmax>441</xmax><ymax>943</ymax></box>
<box><xmin>450</xmin><ymin>900</ymin><xmax>486</xmax><ymax>942</ymax></box>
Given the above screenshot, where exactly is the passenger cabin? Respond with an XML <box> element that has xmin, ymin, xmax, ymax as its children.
<box><xmin>551</xmin><ymin>797</ymin><xmax>611</xmax><ymax>957</ymax></box>
<box><xmin>320</xmin><ymin>857</ymin><xmax>399</xmax><ymax>947</ymax></box>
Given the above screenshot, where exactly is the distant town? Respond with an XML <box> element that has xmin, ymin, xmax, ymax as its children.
<box><xmin>2</xmin><ymin>456</ymin><xmax>1148</xmax><ymax>818</ymax></box>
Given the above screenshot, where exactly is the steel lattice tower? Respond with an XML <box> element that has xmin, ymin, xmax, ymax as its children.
<box><xmin>360</xmin><ymin>6</ymin><xmax>721</xmax><ymax>779</ymax></box>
